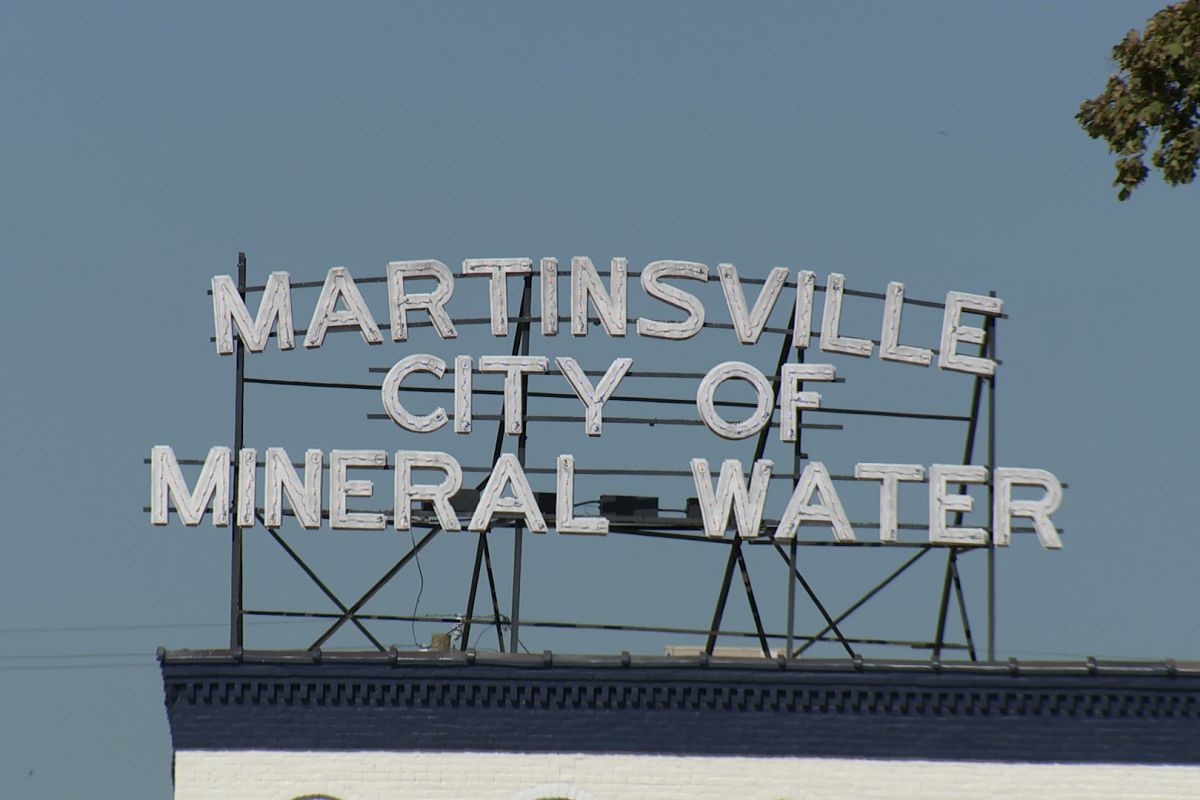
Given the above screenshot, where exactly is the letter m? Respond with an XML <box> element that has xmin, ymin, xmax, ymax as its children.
<box><xmin>150</xmin><ymin>446</ymin><xmax>231</xmax><ymax>526</ymax></box>
<box><xmin>212</xmin><ymin>271</ymin><xmax>294</xmax><ymax>354</ymax></box>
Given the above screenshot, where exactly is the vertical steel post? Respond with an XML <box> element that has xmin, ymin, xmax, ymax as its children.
<box><xmin>786</xmin><ymin>345</ymin><xmax>804</xmax><ymax>658</ymax></box>
<box><xmin>931</xmin><ymin>323</ymin><xmax>989</xmax><ymax>662</ymax></box>
<box><xmin>986</xmin><ymin>290</ymin><xmax>997</xmax><ymax>661</ymax></box>
<box><xmin>462</xmin><ymin>285</ymin><xmax>530</xmax><ymax>653</ymax></box>
<box><xmin>950</xmin><ymin>559</ymin><xmax>978</xmax><ymax>661</ymax></box>
<box><xmin>509</xmin><ymin>274</ymin><xmax>533</xmax><ymax>653</ymax></box>
<box><xmin>482</xmin><ymin>537</ymin><xmax>506</xmax><ymax>650</ymax></box>
<box><xmin>932</xmin><ymin>549</ymin><xmax>955</xmax><ymax>660</ymax></box>
<box><xmin>705</xmin><ymin>308</ymin><xmax>794</xmax><ymax>656</ymax></box>
<box><xmin>229</xmin><ymin>252</ymin><xmax>247</xmax><ymax>650</ymax></box>
<box><xmin>460</xmin><ymin>542</ymin><xmax>484</xmax><ymax>652</ymax></box>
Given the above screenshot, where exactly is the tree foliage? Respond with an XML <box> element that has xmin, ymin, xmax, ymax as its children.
<box><xmin>1077</xmin><ymin>0</ymin><xmax>1200</xmax><ymax>200</ymax></box>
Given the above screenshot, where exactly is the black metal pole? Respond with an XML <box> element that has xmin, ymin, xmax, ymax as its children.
<box><xmin>462</xmin><ymin>278</ymin><xmax>532</xmax><ymax>652</ymax></box>
<box><xmin>482</xmin><ymin>536</ymin><xmax>506</xmax><ymax>651</ymax></box>
<box><xmin>735</xmin><ymin>550</ymin><xmax>771</xmax><ymax>656</ymax></box>
<box><xmin>704</xmin><ymin>548</ymin><xmax>740</xmax><ymax>655</ymax></box>
<box><xmin>229</xmin><ymin>252</ymin><xmax>246</xmax><ymax>651</ymax></box>
<box><xmin>705</xmin><ymin>307</ymin><xmax>795</xmax><ymax>656</ymax></box>
<box><xmin>932</xmin><ymin>549</ymin><xmax>955</xmax><ymax>660</ymax></box>
<box><xmin>986</xmin><ymin>290</ymin><xmax>997</xmax><ymax>661</ymax></box>
<box><xmin>786</xmin><ymin>343</ymin><xmax>804</xmax><ymax>658</ymax></box>
<box><xmin>509</xmin><ymin>274</ymin><xmax>533</xmax><ymax>653</ymax></box>
<box><xmin>950</xmin><ymin>558</ymin><xmax>978</xmax><ymax>661</ymax></box>
<box><xmin>774</xmin><ymin>545</ymin><xmax>855</xmax><ymax>658</ymax></box>
<box><xmin>460</xmin><ymin>538</ymin><xmax>484</xmax><ymax>652</ymax></box>
<box><xmin>929</xmin><ymin>325</ymin><xmax>989</xmax><ymax>662</ymax></box>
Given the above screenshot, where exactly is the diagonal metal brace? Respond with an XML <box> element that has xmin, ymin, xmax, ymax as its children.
<box><xmin>795</xmin><ymin>546</ymin><xmax>931</xmax><ymax>657</ymax></box>
<box><xmin>774</xmin><ymin>543</ymin><xmax>856</xmax><ymax>658</ymax></box>
<box><xmin>258</xmin><ymin>513</ymin><xmax>386</xmax><ymax>651</ymax></box>
<box><xmin>309</xmin><ymin>526</ymin><xmax>441</xmax><ymax>650</ymax></box>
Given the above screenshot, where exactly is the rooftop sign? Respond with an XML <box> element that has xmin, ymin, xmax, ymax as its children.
<box><xmin>150</xmin><ymin>257</ymin><xmax>1062</xmax><ymax>551</ymax></box>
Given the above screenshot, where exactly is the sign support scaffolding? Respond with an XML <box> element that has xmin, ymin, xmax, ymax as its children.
<box><xmin>199</xmin><ymin>258</ymin><xmax>1015</xmax><ymax>662</ymax></box>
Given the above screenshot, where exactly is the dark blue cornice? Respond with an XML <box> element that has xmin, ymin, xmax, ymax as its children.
<box><xmin>161</xmin><ymin>650</ymin><xmax>1200</xmax><ymax>764</ymax></box>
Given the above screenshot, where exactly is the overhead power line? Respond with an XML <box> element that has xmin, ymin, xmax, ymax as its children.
<box><xmin>0</xmin><ymin>619</ymin><xmax>309</xmax><ymax>635</ymax></box>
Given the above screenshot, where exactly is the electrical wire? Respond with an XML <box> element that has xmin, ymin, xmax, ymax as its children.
<box><xmin>409</xmin><ymin>530</ymin><xmax>425</xmax><ymax>648</ymax></box>
<box><xmin>0</xmin><ymin>619</ymin><xmax>308</xmax><ymax>635</ymax></box>
<box><xmin>0</xmin><ymin>662</ymin><xmax>155</xmax><ymax>671</ymax></box>
<box><xmin>0</xmin><ymin>651</ymin><xmax>152</xmax><ymax>660</ymax></box>
<box><xmin>0</xmin><ymin>620</ymin><xmax>308</xmax><ymax>672</ymax></box>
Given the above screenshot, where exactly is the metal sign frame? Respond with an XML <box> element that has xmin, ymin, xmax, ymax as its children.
<box><xmin>165</xmin><ymin>252</ymin><xmax>1014</xmax><ymax>662</ymax></box>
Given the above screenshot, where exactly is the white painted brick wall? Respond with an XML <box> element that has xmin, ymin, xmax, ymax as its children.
<box><xmin>174</xmin><ymin>750</ymin><xmax>1200</xmax><ymax>800</ymax></box>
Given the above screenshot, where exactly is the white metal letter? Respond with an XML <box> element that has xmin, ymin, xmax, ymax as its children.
<box><xmin>395</xmin><ymin>450</ymin><xmax>463</xmax><ymax>532</ymax></box>
<box><xmin>462</xmin><ymin>258</ymin><xmax>533</xmax><ymax>336</ymax></box>
<box><xmin>696</xmin><ymin>361</ymin><xmax>774</xmax><ymax>440</ymax></box>
<box><xmin>380</xmin><ymin>355</ymin><xmax>448</xmax><ymax>433</ymax></box>
<box><xmin>779</xmin><ymin>363</ymin><xmax>836</xmax><ymax>442</ymax></box>
<box><xmin>571</xmin><ymin>256</ymin><xmax>627</xmax><ymax>337</ymax></box>
<box><xmin>929</xmin><ymin>464</ymin><xmax>988</xmax><ymax>545</ymax></box>
<box><xmin>819</xmin><ymin>273</ymin><xmax>873</xmax><ymax>357</ymax></box>
<box><xmin>454</xmin><ymin>355</ymin><xmax>473</xmax><ymax>434</ymax></box>
<box><xmin>637</xmin><ymin>260</ymin><xmax>708</xmax><ymax>340</ymax></box>
<box><xmin>304</xmin><ymin>266</ymin><xmax>384</xmax><ymax>348</ymax></box>
<box><xmin>478</xmin><ymin>355</ymin><xmax>548</xmax><ymax>435</ymax></box>
<box><xmin>468</xmin><ymin>453</ymin><xmax>547</xmax><ymax>533</ymax></box>
<box><xmin>690</xmin><ymin>458</ymin><xmax>773</xmax><ymax>539</ymax></box>
<box><xmin>718</xmin><ymin>264</ymin><xmax>789</xmax><ymax>345</ymax></box>
<box><xmin>938</xmin><ymin>291</ymin><xmax>1004</xmax><ymax>376</ymax></box>
<box><xmin>793</xmin><ymin>270</ymin><xmax>816</xmax><ymax>350</ymax></box>
<box><xmin>264</xmin><ymin>448</ymin><xmax>323</xmax><ymax>529</ymax></box>
<box><xmin>855</xmin><ymin>463</ymin><xmax>925</xmax><ymax>543</ymax></box>
<box><xmin>994</xmin><ymin>467</ymin><xmax>1063</xmax><ymax>549</ymax></box>
<box><xmin>150</xmin><ymin>445</ymin><xmax>230</xmax><ymax>526</ymax></box>
<box><xmin>556</xmin><ymin>455</ymin><xmax>607</xmax><ymax>535</ymax></box>
<box><xmin>386</xmin><ymin>260</ymin><xmax>458</xmax><ymax>342</ymax></box>
<box><xmin>540</xmin><ymin>257</ymin><xmax>559</xmax><ymax>336</ymax></box>
<box><xmin>775</xmin><ymin>462</ymin><xmax>855</xmax><ymax>542</ymax></box>
<box><xmin>212</xmin><ymin>271</ymin><xmax>294</xmax><ymax>354</ymax></box>
<box><xmin>555</xmin><ymin>356</ymin><xmax>632</xmax><ymax>436</ymax></box>
<box><xmin>880</xmin><ymin>282</ymin><xmax>933</xmax><ymax>366</ymax></box>
<box><xmin>329</xmin><ymin>450</ymin><xmax>387</xmax><ymax>530</ymax></box>
<box><xmin>236</xmin><ymin>448</ymin><xmax>257</xmax><ymax>527</ymax></box>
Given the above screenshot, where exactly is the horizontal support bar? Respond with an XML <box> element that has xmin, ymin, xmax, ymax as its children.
<box><xmin>243</xmin><ymin>375</ymin><xmax>965</xmax><ymax>423</ymax></box>
<box><xmin>242</xmin><ymin>609</ymin><xmax>966</xmax><ymax>651</ymax></box>
<box><xmin>213</xmin><ymin>319</ymin><xmax>964</xmax><ymax>348</ymax></box>
<box><xmin>368</xmin><ymin>366</ymin><xmax>848</xmax><ymax>384</ymax></box>
<box><xmin>249</xmin><ymin>375</ymin><xmax>846</xmax><ymax>415</ymax></box>
<box><xmin>215</xmin><ymin>323</ymin><xmax>1007</xmax><ymax>361</ymax></box>
<box><xmin>142</xmin><ymin>506</ymin><xmax>1058</xmax><ymax>543</ymax></box>
<box><xmin>213</xmin><ymin>271</ymin><xmax>962</xmax><ymax>312</ymax></box>
<box><xmin>140</xmin><ymin>457</ymin><xmax>1069</xmax><ymax>490</ymax></box>
<box><xmin>162</xmin><ymin>648</ymin><xmax>1194</xmax><ymax>676</ymax></box>
<box><xmin>364</xmin><ymin>412</ymin><xmax>842</xmax><ymax>430</ymax></box>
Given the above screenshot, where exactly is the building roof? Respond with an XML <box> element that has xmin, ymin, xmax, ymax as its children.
<box><xmin>161</xmin><ymin>649</ymin><xmax>1200</xmax><ymax>764</ymax></box>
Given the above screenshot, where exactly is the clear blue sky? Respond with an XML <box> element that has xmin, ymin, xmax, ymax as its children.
<box><xmin>2</xmin><ymin>2</ymin><xmax>1197</xmax><ymax>798</ymax></box>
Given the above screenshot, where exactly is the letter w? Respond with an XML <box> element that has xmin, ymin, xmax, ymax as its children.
<box><xmin>690</xmin><ymin>458</ymin><xmax>773</xmax><ymax>538</ymax></box>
